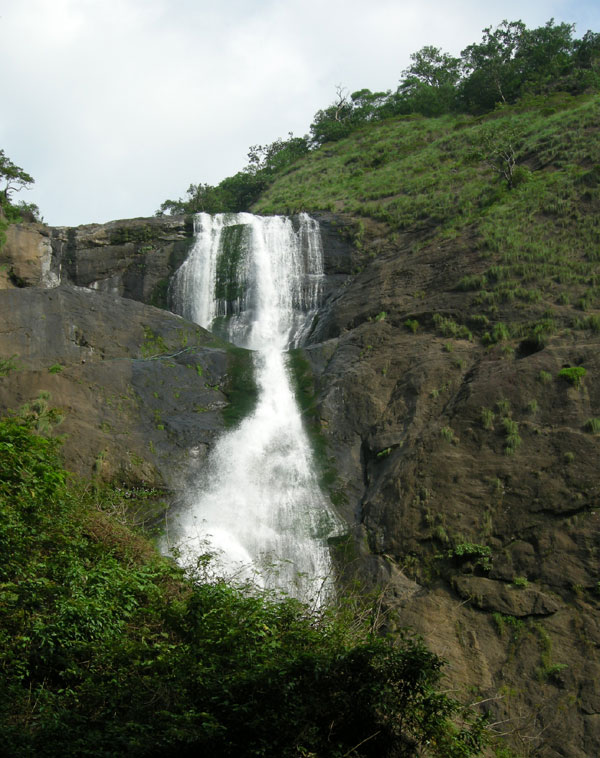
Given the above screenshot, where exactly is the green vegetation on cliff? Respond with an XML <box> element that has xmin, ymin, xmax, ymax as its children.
<box><xmin>0</xmin><ymin>412</ymin><xmax>486</xmax><ymax>757</ymax></box>
<box><xmin>0</xmin><ymin>149</ymin><xmax>40</xmax><ymax>241</ymax></box>
<box><xmin>255</xmin><ymin>93</ymin><xmax>600</xmax><ymax>347</ymax></box>
<box><xmin>158</xmin><ymin>18</ymin><xmax>599</xmax><ymax>218</ymax></box>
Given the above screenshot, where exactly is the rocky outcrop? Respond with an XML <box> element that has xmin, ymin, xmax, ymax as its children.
<box><xmin>0</xmin><ymin>280</ymin><xmax>256</xmax><ymax>530</ymax></box>
<box><xmin>1</xmin><ymin>215</ymin><xmax>196</xmax><ymax>309</ymax></box>
<box><xmin>53</xmin><ymin>215</ymin><xmax>195</xmax><ymax>308</ymax></box>
<box><xmin>1</xmin><ymin>223</ymin><xmax>58</xmax><ymax>288</ymax></box>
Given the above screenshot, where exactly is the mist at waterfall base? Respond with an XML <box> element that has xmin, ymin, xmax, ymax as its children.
<box><xmin>162</xmin><ymin>213</ymin><xmax>341</xmax><ymax>604</ymax></box>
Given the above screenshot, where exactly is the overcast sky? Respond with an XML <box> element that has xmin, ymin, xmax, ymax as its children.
<box><xmin>1</xmin><ymin>0</ymin><xmax>598</xmax><ymax>227</ymax></box>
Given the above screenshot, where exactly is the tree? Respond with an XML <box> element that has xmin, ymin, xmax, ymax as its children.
<box><xmin>246</xmin><ymin>132</ymin><xmax>310</xmax><ymax>176</ymax></box>
<box><xmin>0</xmin><ymin>149</ymin><xmax>34</xmax><ymax>206</ymax></box>
<box><xmin>569</xmin><ymin>29</ymin><xmax>600</xmax><ymax>91</ymax></box>
<box><xmin>310</xmin><ymin>85</ymin><xmax>357</xmax><ymax>145</ymax></box>
<box><xmin>392</xmin><ymin>47</ymin><xmax>461</xmax><ymax>116</ymax></box>
<box><xmin>514</xmin><ymin>19</ymin><xmax>575</xmax><ymax>92</ymax></box>
<box><xmin>402</xmin><ymin>46</ymin><xmax>462</xmax><ymax>90</ymax></box>
<box><xmin>459</xmin><ymin>21</ymin><xmax>527</xmax><ymax>111</ymax></box>
<box><xmin>476</xmin><ymin>122</ymin><xmax>527</xmax><ymax>189</ymax></box>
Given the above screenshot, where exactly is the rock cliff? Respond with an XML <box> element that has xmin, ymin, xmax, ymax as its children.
<box><xmin>1</xmin><ymin>213</ymin><xmax>599</xmax><ymax>757</ymax></box>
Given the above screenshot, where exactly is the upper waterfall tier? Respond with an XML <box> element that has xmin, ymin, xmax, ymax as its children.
<box><xmin>170</xmin><ymin>212</ymin><xmax>324</xmax><ymax>350</ymax></box>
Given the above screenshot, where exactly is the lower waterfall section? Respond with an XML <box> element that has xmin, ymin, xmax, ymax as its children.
<box><xmin>163</xmin><ymin>212</ymin><xmax>340</xmax><ymax>604</ymax></box>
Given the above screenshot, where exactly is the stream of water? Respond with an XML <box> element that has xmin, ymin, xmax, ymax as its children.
<box><xmin>164</xmin><ymin>212</ymin><xmax>339</xmax><ymax>604</ymax></box>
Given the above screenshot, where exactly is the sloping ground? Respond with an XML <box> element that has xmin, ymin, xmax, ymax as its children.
<box><xmin>253</xmin><ymin>95</ymin><xmax>600</xmax><ymax>756</ymax></box>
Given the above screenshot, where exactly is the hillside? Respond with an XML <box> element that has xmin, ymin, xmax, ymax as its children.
<box><xmin>252</xmin><ymin>93</ymin><xmax>600</xmax><ymax>758</ymax></box>
<box><xmin>1</xmin><ymin>85</ymin><xmax>599</xmax><ymax>758</ymax></box>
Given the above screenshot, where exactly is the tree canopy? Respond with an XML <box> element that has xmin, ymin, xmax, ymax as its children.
<box><xmin>0</xmin><ymin>150</ymin><xmax>34</xmax><ymax>205</ymax></box>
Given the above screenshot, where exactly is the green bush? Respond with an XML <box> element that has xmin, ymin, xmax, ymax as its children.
<box><xmin>448</xmin><ymin>543</ymin><xmax>492</xmax><ymax>572</ymax></box>
<box><xmin>502</xmin><ymin>418</ymin><xmax>522</xmax><ymax>455</ymax></box>
<box><xmin>480</xmin><ymin>407</ymin><xmax>495</xmax><ymax>430</ymax></box>
<box><xmin>0</xmin><ymin>413</ymin><xmax>486</xmax><ymax>758</ymax></box>
<box><xmin>558</xmin><ymin>366</ymin><xmax>587</xmax><ymax>387</ymax></box>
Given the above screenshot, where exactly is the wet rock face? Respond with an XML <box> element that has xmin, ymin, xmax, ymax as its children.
<box><xmin>0</xmin><ymin>284</ymin><xmax>231</xmax><ymax>498</ymax></box>
<box><xmin>1</xmin><ymin>216</ymin><xmax>195</xmax><ymax>307</ymax></box>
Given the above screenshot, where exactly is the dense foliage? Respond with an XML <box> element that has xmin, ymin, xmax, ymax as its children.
<box><xmin>157</xmin><ymin>18</ymin><xmax>599</xmax><ymax>216</ymax></box>
<box><xmin>0</xmin><ymin>412</ymin><xmax>486</xmax><ymax>757</ymax></box>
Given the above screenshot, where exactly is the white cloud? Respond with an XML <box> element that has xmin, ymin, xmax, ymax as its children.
<box><xmin>0</xmin><ymin>0</ymin><xmax>597</xmax><ymax>225</ymax></box>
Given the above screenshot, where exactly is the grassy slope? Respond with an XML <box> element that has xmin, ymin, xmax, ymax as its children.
<box><xmin>254</xmin><ymin>93</ymin><xmax>600</xmax><ymax>342</ymax></box>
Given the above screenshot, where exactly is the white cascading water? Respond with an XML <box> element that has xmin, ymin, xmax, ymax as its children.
<box><xmin>164</xmin><ymin>212</ymin><xmax>340</xmax><ymax>604</ymax></box>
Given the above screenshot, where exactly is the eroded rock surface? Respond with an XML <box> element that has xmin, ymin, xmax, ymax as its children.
<box><xmin>303</xmin><ymin>217</ymin><xmax>600</xmax><ymax>758</ymax></box>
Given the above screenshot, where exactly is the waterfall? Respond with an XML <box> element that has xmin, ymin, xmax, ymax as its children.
<box><xmin>164</xmin><ymin>212</ymin><xmax>340</xmax><ymax>604</ymax></box>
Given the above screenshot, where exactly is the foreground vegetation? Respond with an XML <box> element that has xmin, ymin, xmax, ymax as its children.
<box><xmin>0</xmin><ymin>407</ymin><xmax>486</xmax><ymax>757</ymax></box>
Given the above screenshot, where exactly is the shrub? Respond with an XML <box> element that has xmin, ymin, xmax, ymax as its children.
<box><xmin>481</xmin><ymin>407</ymin><xmax>495</xmax><ymax>430</ymax></box>
<box><xmin>502</xmin><ymin>418</ymin><xmax>522</xmax><ymax>455</ymax></box>
<box><xmin>448</xmin><ymin>542</ymin><xmax>492</xmax><ymax>572</ymax></box>
<box><xmin>433</xmin><ymin>314</ymin><xmax>473</xmax><ymax>341</ymax></box>
<box><xmin>558</xmin><ymin>366</ymin><xmax>587</xmax><ymax>387</ymax></box>
<box><xmin>0</xmin><ymin>355</ymin><xmax>19</xmax><ymax>376</ymax></box>
<box><xmin>440</xmin><ymin>425</ymin><xmax>457</xmax><ymax>443</ymax></box>
<box><xmin>585</xmin><ymin>418</ymin><xmax>600</xmax><ymax>434</ymax></box>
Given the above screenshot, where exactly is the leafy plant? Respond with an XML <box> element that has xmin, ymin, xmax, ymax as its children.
<box><xmin>526</xmin><ymin>399</ymin><xmax>538</xmax><ymax>414</ymax></box>
<box><xmin>558</xmin><ymin>366</ymin><xmax>587</xmax><ymax>387</ymax></box>
<box><xmin>140</xmin><ymin>326</ymin><xmax>169</xmax><ymax>358</ymax></box>
<box><xmin>440</xmin><ymin>425</ymin><xmax>457</xmax><ymax>443</ymax></box>
<box><xmin>502</xmin><ymin>418</ymin><xmax>522</xmax><ymax>455</ymax></box>
<box><xmin>481</xmin><ymin>407</ymin><xmax>495</xmax><ymax>430</ymax></box>
<box><xmin>433</xmin><ymin>314</ymin><xmax>473</xmax><ymax>340</ymax></box>
<box><xmin>448</xmin><ymin>542</ymin><xmax>492</xmax><ymax>572</ymax></box>
<box><xmin>0</xmin><ymin>355</ymin><xmax>19</xmax><ymax>376</ymax></box>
